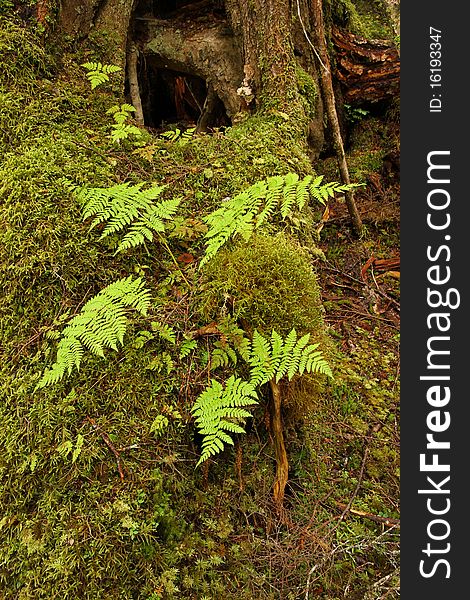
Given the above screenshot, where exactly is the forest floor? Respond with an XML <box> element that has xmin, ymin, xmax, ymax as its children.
<box><xmin>302</xmin><ymin>147</ymin><xmax>400</xmax><ymax>599</ymax></box>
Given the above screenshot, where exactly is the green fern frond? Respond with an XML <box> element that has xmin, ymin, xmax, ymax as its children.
<box><xmin>210</xmin><ymin>342</ymin><xmax>238</xmax><ymax>371</ymax></box>
<box><xmin>78</xmin><ymin>183</ymin><xmax>179</xmax><ymax>253</ymax></box>
<box><xmin>191</xmin><ymin>376</ymin><xmax>258</xmax><ymax>466</ymax></box>
<box><xmin>150</xmin><ymin>321</ymin><xmax>176</xmax><ymax>344</ymax></box>
<box><xmin>179</xmin><ymin>338</ymin><xmax>197</xmax><ymax>358</ymax></box>
<box><xmin>110</xmin><ymin>123</ymin><xmax>142</xmax><ymax>143</ymax></box>
<box><xmin>81</xmin><ymin>62</ymin><xmax>121</xmax><ymax>89</ymax></box>
<box><xmin>244</xmin><ymin>328</ymin><xmax>333</xmax><ymax>386</ymax></box>
<box><xmin>200</xmin><ymin>173</ymin><xmax>361</xmax><ymax>267</ymax></box>
<box><xmin>36</xmin><ymin>277</ymin><xmax>151</xmax><ymax>389</ymax></box>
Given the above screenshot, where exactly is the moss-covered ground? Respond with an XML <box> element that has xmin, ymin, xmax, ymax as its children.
<box><xmin>1</xmin><ymin>13</ymin><xmax>399</xmax><ymax>600</ymax></box>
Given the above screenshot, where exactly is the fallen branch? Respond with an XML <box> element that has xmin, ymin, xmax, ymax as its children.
<box><xmin>334</xmin><ymin>501</ymin><xmax>400</xmax><ymax>527</ymax></box>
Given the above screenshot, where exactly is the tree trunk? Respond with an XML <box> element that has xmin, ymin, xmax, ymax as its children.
<box><xmin>127</xmin><ymin>42</ymin><xmax>145</xmax><ymax>126</ymax></box>
<box><xmin>58</xmin><ymin>0</ymin><xmax>136</xmax><ymax>70</ymax></box>
<box><xmin>57</xmin><ymin>0</ymin><xmax>397</xmax><ymax>167</ymax></box>
<box><xmin>224</xmin><ymin>0</ymin><xmax>298</xmax><ymax>112</ymax></box>
<box><xmin>310</xmin><ymin>0</ymin><xmax>363</xmax><ymax>236</ymax></box>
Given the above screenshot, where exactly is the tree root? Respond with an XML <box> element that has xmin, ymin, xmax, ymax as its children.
<box><xmin>269</xmin><ymin>379</ymin><xmax>289</xmax><ymax>515</ymax></box>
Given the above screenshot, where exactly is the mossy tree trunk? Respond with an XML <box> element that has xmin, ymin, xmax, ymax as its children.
<box><xmin>57</xmin><ymin>0</ymin><xmax>396</xmax><ymax>170</ymax></box>
<box><xmin>58</xmin><ymin>0</ymin><xmax>136</xmax><ymax>70</ymax></box>
<box><xmin>224</xmin><ymin>0</ymin><xmax>298</xmax><ymax>110</ymax></box>
<box><xmin>58</xmin><ymin>0</ymin><xmax>321</xmax><ymax>146</ymax></box>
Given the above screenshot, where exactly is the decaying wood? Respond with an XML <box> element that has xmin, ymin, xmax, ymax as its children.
<box><xmin>138</xmin><ymin>14</ymin><xmax>244</xmax><ymax>118</ymax></box>
<box><xmin>332</xmin><ymin>27</ymin><xmax>400</xmax><ymax>104</ymax></box>
<box><xmin>373</xmin><ymin>257</ymin><xmax>400</xmax><ymax>272</ymax></box>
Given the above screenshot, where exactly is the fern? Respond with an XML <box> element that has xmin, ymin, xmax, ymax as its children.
<box><xmin>150</xmin><ymin>321</ymin><xmax>176</xmax><ymax>344</ymax></box>
<box><xmin>78</xmin><ymin>182</ymin><xmax>180</xmax><ymax>254</ymax></box>
<box><xmin>246</xmin><ymin>328</ymin><xmax>333</xmax><ymax>386</ymax></box>
<box><xmin>106</xmin><ymin>104</ymin><xmax>143</xmax><ymax>143</ymax></box>
<box><xmin>36</xmin><ymin>277</ymin><xmax>151</xmax><ymax>388</ymax></box>
<box><xmin>191</xmin><ymin>376</ymin><xmax>258</xmax><ymax>466</ymax></box>
<box><xmin>179</xmin><ymin>338</ymin><xmax>197</xmax><ymax>359</ymax></box>
<box><xmin>200</xmin><ymin>173</ymin><xmax>361</xmax><ymax>267</ymax></box>
<box><xmin>248</xmin><ymin>329</ymin><xmax>333</xmax><ymax>386</ymax></box>
<box><xmin>192</xmin><ymin>327</ymin><xmax>332</xmax><ymax>466</ymax></box>
<box><xmin>81</xmin><ymin>62</ymin><xmax>121</xmax><ymax>89</ymax></box>
<box><xmin>210</xmin><ymin>341</ymin><xmax>238</xmax><ymax>371</ymax></box>
<box><xmin>160</xmin><ymin>126</ymin><xmax>195</xmax><ymax>144</ymax></box>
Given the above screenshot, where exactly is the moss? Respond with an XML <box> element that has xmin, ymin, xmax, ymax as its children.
<box><xmin>0</xmin><ymin>16</ymin><xmax>53</xmax><ymax>87</ymax></box>
<box><xmin>0</xmin><ymin>16</ymin><xmax>398</xmax><ymax>600</ymax></box>
<box><xmin>296</xmin><ymin>65</ymin><xmax>318</xmax><ymax>120</ymax></box>
<box><xmin>326</xmin><ymin>0</ymin><xmax>395</xmax><ymax>40</ymax></box>
<box><xmin>345</xmin><ymin>116</ymin><xmax>387</xmax><ymax>180</ymax></box>
<box><xmin>198</xmin><ymin>233</ymin><xmax>328</xmax><ymax>341</ymax></box>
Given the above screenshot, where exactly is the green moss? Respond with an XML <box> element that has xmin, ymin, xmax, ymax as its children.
<box><xmin>0</xmin><ymin>17</ymin><xmax>398</xmax><ymax>600</ymax></box>
<box><xmin>0</xmin><ymin>16</ymin><xmax>52</xmax><ymax>87</ymax></box>
<box><xmin>198</xmin><ymin>233</ymin><xmax>327</xmax><ymax>341</ymax></box>
<box><xmin>296</xmin><ymin>65</ymin><xmax>318</xmax><ymax>119</ymax></box>
<box><xmin>326</xmin><ymin>0</ymin><xmax>395</xmax><ymax>40</ymax></box>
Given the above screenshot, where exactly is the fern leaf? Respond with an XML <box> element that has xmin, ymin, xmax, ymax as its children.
<box><xmin>242</xmin><ymin>328</ymin><xmax>332</xmax><ymax>386</ymax></box>
<box><xmin>150</xmin><ymin>321</ymin><xmax>176</xmax><ymax>344</ymax></box>
<box><xmin>191</xmin><ymin>376</ymin><xmax>258</xmax><ymax>466</ymax></box>
<box><xmin>179</xmin><ymin>338</ymin><xmax>197</xmax><ymax>359</ymax></box>
<box><xmin>295</xmin><ymin>175</ymin><xmax>312</xmax><ymax>210</ymax></box>
<box><xmin>201</xmin><ymin>173</ymin><xmax>361</xmax><ymax>266</ymax></box>
<box><xmin>280</xmin><ymin>172</ymin><xmax>299</xmax><ymax>217</ymax></box>
<box><xmin>274</xmin><ymin>328</ymin><xmax>297</xmax><ymax>382</ymax></box>
<box><xmin>117</xmin><ymin>224</ymin><xmax>154</xmax><ymax>252</ymax></box>
<box><xmin>210</xmin><ymin>345</ymin><xmax>237</xmax><ymax>371</ymax></box>
<box><xmin>78</xmin><ymin>183</ymin><xmax>179</xmax><ymax>253</ymax></box>
<box><xmin>81</xmin><ymin>62</ymin><xmax>120</xmax><ymax>89</ymax></box>
<box><xmin>36</xmin><ymin>277</ymin><xmax>151</xmax><ymax>389</ymax></box>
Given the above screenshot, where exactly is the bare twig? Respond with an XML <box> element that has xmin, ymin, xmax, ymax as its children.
<box><xmin>87</xmin><ymin>416</ymin><xmax>125</xmax><ymax>481</ymax></box>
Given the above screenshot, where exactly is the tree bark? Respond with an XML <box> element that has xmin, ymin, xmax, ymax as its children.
<box><xmin>59</xmin><ymin>0</ymin><xmax>136</xmax><ymax>70</ymax></box>
<box><xmin>224</xmin><ymin>0</ymin><xmax>299</xmax><ymax>112</ymax></box>
<box><xmin>127</xmin><ymin>42</ymin><xmax>145</xmax><ymax>126</ymax></box>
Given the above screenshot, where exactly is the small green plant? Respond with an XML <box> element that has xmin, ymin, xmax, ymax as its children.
<box><xmin>243</xmin><ymin>328</ymin><xmax>333</xmax><ymax>386</ymax></box>
<box><xmin>192</xmin><ymin>328</ymin><xmax>332</xmax><ymax>466</ymax></box>
<box><xmin>106</xmin><ymin>103</ymin><xmax>143</xmax><ymax>143</ymax></box>
<box><xmin>78</xmin><ymin>182</ymin><xmax>180</xmax><ymax>254</ymax></box>
<box><xmin>81</xmin><ymin>62</ymin><xmax>121</xmax><ymax>89</ymax></box>
<box><xmin>344</xmin><ymin>104</ymin><xmax>369</xmax><ymax>123</ymax></box>
<box><xmin>36</xmin><ymin>276</ymin><xmax>152</xmax><ymax>388</ymax></box>
<box><xmin>191</xmin><ymin>376</ymin><xmax>258</xmax><ymax>466</ymax></box>
<box><xmin>200</xmin><ymin>173</ymin><xmax>360</xmax><ymax>267</ymax></box>
<box><xmin>160</xmin><ymin>126</ymin><xmax>196</xmax><ymax>144</ymax></box>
